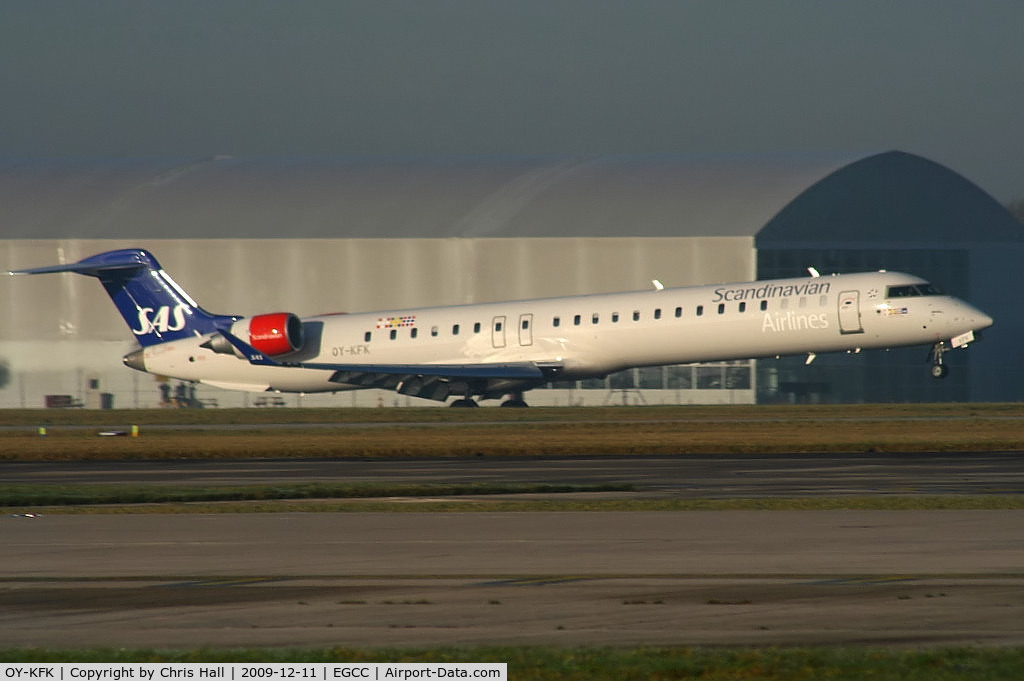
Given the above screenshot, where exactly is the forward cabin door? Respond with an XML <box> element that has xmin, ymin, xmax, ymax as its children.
<box><xmin>838</xmin><ymin>290</ymin><xmax>864</xmax><ymax>334</ymax></box>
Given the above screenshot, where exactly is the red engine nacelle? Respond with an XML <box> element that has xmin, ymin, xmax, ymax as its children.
<box><xmin>246</xmin><ymin>312</ymin><xmax>304</xmax><ymax>356</ymax></box>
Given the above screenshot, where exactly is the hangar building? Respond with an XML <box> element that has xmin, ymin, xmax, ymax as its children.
<box><xmin>0</xmin><ymin>151</ymin><xmax>1020</xmax><ymax>408</ymax></box>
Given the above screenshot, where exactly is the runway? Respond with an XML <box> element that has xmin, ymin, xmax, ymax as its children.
<box><xmin>2</xmin><ymin>452</ymin><xmax>1023</xmax><ymax>649</ymax></box>
<box><xmin>4</xmin><ymin>450</ymin><xmax>1024</xmax><ymax>497</ymax></box>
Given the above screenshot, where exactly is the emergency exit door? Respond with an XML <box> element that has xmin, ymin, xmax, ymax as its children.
<box><xmin>491</xmin><ymin>316</ymin><xmax>506</xmax><ymax>348</ymax></box>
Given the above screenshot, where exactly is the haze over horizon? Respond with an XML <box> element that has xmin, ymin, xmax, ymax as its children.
<box><xmin>2</xmin><ymin>1</ymin><xmax>1022</xmax><ymax>203</ymax></box>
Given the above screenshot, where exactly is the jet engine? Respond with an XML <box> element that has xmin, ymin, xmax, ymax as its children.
<box><xmin>202</xmin><ymin>312</ymin><xmax>304</xmax><ymax>357</ymax></box>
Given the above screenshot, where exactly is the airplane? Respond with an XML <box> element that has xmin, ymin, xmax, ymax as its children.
<box><xmin>10</xmin><ymin>248</ymin><xmax>993</xmax><ymax>407</ymax></box>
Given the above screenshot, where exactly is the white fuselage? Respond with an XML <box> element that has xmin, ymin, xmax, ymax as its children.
<box><xmin>135</xmin><ymin>270</ymin><xmax>993</xmax><ymax>394</ymax></box>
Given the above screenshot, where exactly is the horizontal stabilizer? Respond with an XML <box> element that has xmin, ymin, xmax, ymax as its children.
<box><xmin>9</xmin><ymin>250</ymin><xmax>157</xmax><ymax>277</ymax></box>
<box><xmin>12</xmin><ymin>249</ymin><xmax>239</xmax><ymax>347</ymax></box>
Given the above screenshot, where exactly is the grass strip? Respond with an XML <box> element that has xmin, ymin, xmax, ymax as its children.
<box><xmin>4</xmin><ymin>403</ymin><xmax>1024</xmax><ymax>462</ymax></box>
<box><xmin>5</xmin><ymin>416</ymin><xmax>1024</xmax><ymax>460</ymax></box>
<box><xmin>6</xmin><ymin>403</ymin><xmax>1024</xmax><ymax>427</ymax></box>
<box><xmin>2</xmin><ymin>646</ymin><xmax>1024</xmax><ymax>680</ymax></box>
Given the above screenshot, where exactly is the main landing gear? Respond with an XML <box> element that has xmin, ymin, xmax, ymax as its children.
<box><xmin>500</xmin><ymin>392</ymin><xmax>529</xmax><ymax>408</ymax></box>
<box><xmin>448</xmin><ymin>392</ymin><xmax>530</xmax><ymax>407</ymax></box>
<box><xmin>929</xmin><ymin>341</ymin><xmax>949</xmax><ymax>379</ymax></box>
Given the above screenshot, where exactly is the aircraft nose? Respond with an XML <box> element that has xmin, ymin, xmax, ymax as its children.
<box><xmin>972</xmin><ymin>307</ymin><xmax>994</xmax><ymax>331</ymax></box>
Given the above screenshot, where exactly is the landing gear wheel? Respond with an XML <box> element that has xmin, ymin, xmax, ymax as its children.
<box><xmin>930</xmin><ymin>363</ymin><xmax>949</xmax><ymax>379</ymax></box>
<box><xmin>500</xmin><ymin>391</ymin><xmax>529</xmax><ymax>408</ymax></box>
<box><xmin>449</xmin><ymin>398</ymin><xmax>479</xmax><ymax>408</ymax></box>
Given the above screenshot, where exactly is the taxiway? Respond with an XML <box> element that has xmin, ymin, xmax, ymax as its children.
<box><xmin>2</xmin><ymin>509</ymin><xmax>1022</xmax><ymax>648</ymax></box>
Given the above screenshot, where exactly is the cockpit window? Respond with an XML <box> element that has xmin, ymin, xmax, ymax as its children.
<box><xmin>886</xmin><ymin>283</ymin><xmax>943</xmax><ymax>298</ymax></box>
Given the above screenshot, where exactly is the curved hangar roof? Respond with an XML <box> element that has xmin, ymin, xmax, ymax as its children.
<box><xmin>0</xmin><ymin>151</ymin><xmax>1019</xmax><ymax>242</ymax></box>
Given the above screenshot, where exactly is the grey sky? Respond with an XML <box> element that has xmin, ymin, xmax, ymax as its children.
<box><xmin>2</xmin><ymin>1</ymin><xmax>1022</xmax><ymax>201</ymax></box>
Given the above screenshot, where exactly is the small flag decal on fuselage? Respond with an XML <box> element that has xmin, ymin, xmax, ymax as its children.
<box><xmin>377</xmin><ymin>315</ymin><xmax>416</xmax><ymax>328</ymax></box>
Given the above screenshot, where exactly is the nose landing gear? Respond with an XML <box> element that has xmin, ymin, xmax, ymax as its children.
<box><xmin>929</xmin><ymin>341</ymin><xmax>949</xmax><ymax>379</ymax></box>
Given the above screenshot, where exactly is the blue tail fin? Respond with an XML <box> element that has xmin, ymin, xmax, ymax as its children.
<box><xmin>11</xmin><ymin>249</ymin><xmax>239</xmax><ymax>346</ymax></box>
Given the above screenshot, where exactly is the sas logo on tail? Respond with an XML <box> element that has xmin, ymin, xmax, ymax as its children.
<box><xmin>132</xmin><ymin>305</ymin><xmax>188</xmax><ymax>335</ymax></box>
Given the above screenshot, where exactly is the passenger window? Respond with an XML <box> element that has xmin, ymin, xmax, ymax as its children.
<box><xmin>411</xmin><ymin>328</ymin><xmax>418</xmax><ymax>339</ymax></box>
<box><xmin>474</xmin><ymin>322</ymin><xmax>481</xmax><ymax>333</ymax></box>
<box><xmin>696</xmin><ymin>305</ymin><xmax>704</xmax><ymax>316</ymax></box>
<box><xmin>654</xmin><ymin>308</ymin><xmax>661</xmax><ymax>320</ymax></box>
<box><xmin>389</xmin><ymin>329</ymin><xmax>397</xmax><ymax>340</ymax></box>
<box><xmin>760</xmin><ymin>300</ymin><xmax>768</xmax><ymax>311</ymax></box>
<box><xmin>495</xmin><ymin>321</ymin><xmax>503</xmax><ymax>332</ymax></box>
<box><xmin>573</xmin><ymin>314</ymin><xmax>581</xmax><ymax>326</ymax></box>
<box><xmin>522</xmin><ymin>319</ymin><xmax>530</xmax><ymax>330</ymax></box>
<box><xmin>633</xmin><ymin>310</ymin><xmax>640</xmax><ymax>321</ymax></box>
<box><xmin>675</xmin><ymin>307</ymin><xmax>682</xmax><ymax>318</ymax></box>
<box><xmin>738</xmin><ymin>302</ymin><xmax>746</xmax><ymax>312</ymax></box>
<box><xmin>612</xmin><ymin>312</ymin><xmax>619</xmax><ymax>323</ymax></box>
<box><xmin>553</xmin><ymin>316</ymin><xmax>560</xmax><ymax>327</ymax></box>
<box><xmin>717</xmin><ymin>303</ymin><xmax>725</xmax><ymax>314</ymax></box>
<box><xmin>592</xmin><ymin>313</ymin><xmax>599</xmax><ymax>324</ymax></box>
<box><xmin>431</xmin><ymin>326</ymin><xmax>439</xmax><ymax>337</ymax></box>
<box><xmin>452</xmin><ymin>324</ymin><xmax>460</xmax><ymax>335</ymax></box>
<box><xmin>780</xmin><ymin>299</ymin><xmax>789</xmax><ymax>310</ymax></box>
<box><xmin>364</xmin><ymin>331</ymin><xmax>372</xmax><ymax>342</ymax></box>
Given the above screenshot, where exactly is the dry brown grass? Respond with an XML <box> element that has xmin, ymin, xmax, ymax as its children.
<box><xmin>2</xmin><ymin>404</ymin><xmax>1022</xmax><ymax>460</ymax></box>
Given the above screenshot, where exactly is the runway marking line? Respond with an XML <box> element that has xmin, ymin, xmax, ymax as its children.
<box><xmin>159</xmin><ymin>577</ymin><xmax>287</xmax><ymax>588</ymax></box>
<box><xmin>477</xmin><ymin>576</ymin><xmax>590</xmax><ymax>587</ymax></box>
<box><xmin>805</xmin><ymin>576</ymin><xmax>917</xmax><ymax>585</ymax></box>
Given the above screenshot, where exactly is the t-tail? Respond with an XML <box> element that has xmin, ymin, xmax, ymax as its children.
<box><xmin>10</xmin><ymin>249</ymin><xmax>239</xmax><ymax>346</ymax></box>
